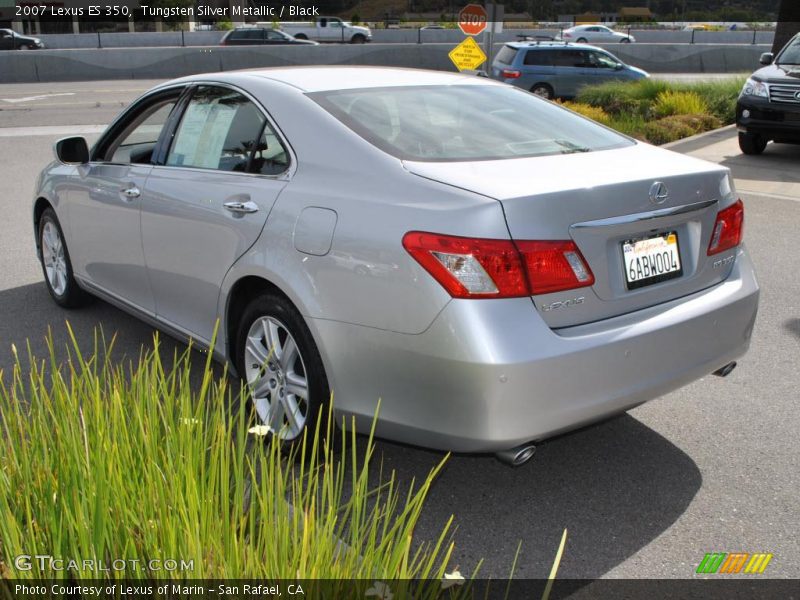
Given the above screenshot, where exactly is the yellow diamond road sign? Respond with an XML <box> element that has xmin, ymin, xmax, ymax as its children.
<box><xmin>448</xmin><ymin>36</ymin><xmax>487</xmax><ymax>72</ymax></box>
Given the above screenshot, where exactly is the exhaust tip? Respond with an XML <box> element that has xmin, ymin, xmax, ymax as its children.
<box><xmin>496</xmin><ymin>443</ymin><xmax>536</xmax><ymax>467</ymax></box>
<box><xmin>713</xmin><ymin>361</ymin><xmax>737</xmax><ymax>377</ymax></box>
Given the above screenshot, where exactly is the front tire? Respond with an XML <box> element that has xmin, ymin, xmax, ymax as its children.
<box><xmin>621</xmin><ymin>37</ymin><xmax>631</xmax><ymax>43</ymax></box>
<box><xmin>235</xmin><ymin>293</ymin><xmax>330</xmax><ymax>451</ymax></box>
<box><xmin>739</xmin><ymin>132</ymin><xmax>767</xmax><ymax>155</ymax></box>
<box><xmin>38</xmin><ymin>208</ymin><xmax>91</xmax><ymax>308</ymax></box>
<box><xmin>576</xmin><ymin>37</ymin><xmax>588</xmax><ymax>43</ymax></box>
<box><xmin>294</xmin><ymin>33</ymin><xmax>308</xmax><ymax>40</ymax></box>
<box><xmin>351</xmin><ymin>34</ymin><xmax>366</xmax><ymax>43</ymax></box>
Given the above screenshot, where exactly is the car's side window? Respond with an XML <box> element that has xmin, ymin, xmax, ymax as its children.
<box><xmin>105</xmin><ymin>99</ymin><xmax>179</xmax><ymax>164</ymax></box>
<box><xmin>553</xmin><ymin>50</ymin><xmax>586</xmax><ymax>68</ymax></box>
<box><xmin>166</xmin><ymin>86</ymin><xmax>288</xmax><ymax>175</ymax></box>
<box><xmin>250</xmin><ymin>121</ymin><xmax>291</xmax><ymax>175</ymax></box>
<box><xmin>524</xmin><ymin>51</ymin><xmax>552</xmax><ymax>66</ymax></box>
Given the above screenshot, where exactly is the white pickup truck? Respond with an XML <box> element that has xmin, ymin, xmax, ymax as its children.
<box><xmin>279</xmin><ymin>17</ymin><xmax>372</xmax><ymax>43</ymax></box>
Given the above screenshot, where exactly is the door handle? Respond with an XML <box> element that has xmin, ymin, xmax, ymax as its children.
<box><xmin>224</xmin><ymin>200</ymin><xmax>259</xmax><ymax>215</ymax></box>
<box><xmin>120</xmin><ymin>186</ymin><xmax>141</xmax><ymax>199</ymax></box>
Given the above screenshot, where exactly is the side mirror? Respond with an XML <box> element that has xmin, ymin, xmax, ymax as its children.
<box><xmin>760</xmin><ymin>52</ymin><xmax>774</xmax><ymax>66</ymax></box>
<box><xmin>614</xmin><ymin>63</ymin><xmax>624</xmax><ymax>70</ymax></box>
<box><xmin>54</xmin><ymin>136</ymin><xmax>89</xmax><ymax>164</ymax></box>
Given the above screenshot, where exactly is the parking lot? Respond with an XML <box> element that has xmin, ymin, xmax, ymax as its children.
<box><xmin>1</xmin><ymin>81</ymin><xmax>799</xmax><ymax>579</ymax></box>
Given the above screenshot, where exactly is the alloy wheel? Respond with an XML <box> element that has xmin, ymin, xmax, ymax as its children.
<box><xmin>244</xmin><ymin>316</ymin><xmax>309</xmax><ymax>440</ymax></box>
<box><xmin>41</xmin><ymin>221</ymin><xmax>67</xmax><ymax>296</ymax></box>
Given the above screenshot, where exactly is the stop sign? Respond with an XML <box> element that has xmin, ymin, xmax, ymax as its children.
<box><xmin>458</xmin><ymin>4</ymin><xmax>488</xmax><ymax>36</ymax></box>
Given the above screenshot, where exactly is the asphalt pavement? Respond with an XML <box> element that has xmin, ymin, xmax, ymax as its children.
<box><xmin>0</xmin><ymin>81</ymin><xmax>798</xmax><ymax>581</ymax></box>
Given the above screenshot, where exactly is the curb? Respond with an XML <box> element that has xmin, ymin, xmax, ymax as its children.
<box><xmin>662</xmin><ymin>124</ymin><xmax>737</xmax><ymax>154</ymax></box>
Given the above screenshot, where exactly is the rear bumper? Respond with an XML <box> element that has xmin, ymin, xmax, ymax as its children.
<box><xmin>312</xmin><ymin>247</ymin><xmax>759</xmax><ymax>452</ymax></box>
<box><xmin>736</xmin><ymin>97</ymin><xmax>800</xmax><ymax>141</ymax></box>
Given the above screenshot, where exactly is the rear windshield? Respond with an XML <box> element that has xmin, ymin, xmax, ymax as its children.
<box><xmin>777</xmin><ymin>35</ymin><xmax>800</xmax><ymax>65</ymax></box>
<box><xmin>309</xmin><ymin>84</ymin><xmax>632</xmax><ymax>162</ymax></box>
<box><xmin>495</xmin><ymin>45</ymin><xmax>518</xmax><ymax>65</ymax></box>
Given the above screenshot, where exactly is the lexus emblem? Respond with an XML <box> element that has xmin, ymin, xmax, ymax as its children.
<box><xmin>795</xmin><ymin>91</ymin><xmax>800</xmax><ymax>100</ymax></box>
<box><xmin>649</xmin><ymin>181</ymin><xmax>669</xmax><ymax>205</ymax></box>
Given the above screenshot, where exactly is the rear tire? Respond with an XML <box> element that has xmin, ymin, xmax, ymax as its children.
<box><xmin>738</xmin><ymin>132</ymin><xmax>767</xmax><ymax>155</ymax></box>
<box><xmin>531</xmin><ymin>83</ymin><xmax>555</xmax><ymax>100</ymax></box>
<box><xmin>235</xmin><ymin>293</ymin><xmax>330</xmax><ymax>453</ymax></box>
<box><xmin>38</xmin><ymin>208</ymin><xmax>92</xmax><ymax>308</ymax></box>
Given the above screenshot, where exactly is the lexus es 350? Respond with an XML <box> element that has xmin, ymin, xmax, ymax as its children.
<box><xmin>34</xmin><ymin>67</ymin><xmax>759</xmax><ymax>465</ymax></box>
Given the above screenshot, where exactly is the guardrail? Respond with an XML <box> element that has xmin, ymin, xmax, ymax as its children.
<box><xmin>0</xmin><ymin>43</ymin><xmax>768</xmax><ymax>84</ymax></box>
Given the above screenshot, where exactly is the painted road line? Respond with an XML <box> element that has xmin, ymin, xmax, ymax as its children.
<box><xmin>0</xmin><ymin>125</ymin><xmax>107</xmax><ymax>137</ymax></box>
<box><xmin>1</xmin><ymin>93</ymin><xmax>76</xmax><ymax>104</ymax></box>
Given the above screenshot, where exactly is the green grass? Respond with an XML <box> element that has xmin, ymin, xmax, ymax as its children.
<box><xmin>0</xmin><ymin>327</ymin><xmax>456</xmax><ymax>587</ymax></box>
<box><xmin>572</xmin><ymin>77</ymin><xmax>745</xmax><ymax>144</ymax></box>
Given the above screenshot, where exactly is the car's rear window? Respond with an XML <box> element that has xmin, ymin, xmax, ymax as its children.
<box><xmin>309</xmin><ymin>84</ymin><xmax>633</xmax><ymax>162</ymax></box>
<box><xmin>495</xmin><ymin>46</ymin><xmax>518</xmax><ymax>65</ymax></box>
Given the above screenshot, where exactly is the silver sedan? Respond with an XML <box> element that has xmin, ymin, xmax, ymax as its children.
<box><xmin>559</xmin><ymin>24</ymin><xmax>635</xmax><ymax>43</ymax></box>
<box><xmin>34</xmin><ymin>67</ymin><xmax>758</xmax><ymax>465</ymax></box>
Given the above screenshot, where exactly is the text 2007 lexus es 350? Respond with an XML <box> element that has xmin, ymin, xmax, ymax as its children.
<box><xmin>34</xmin><ymin>67</ymin><xmax>759</xmax><ymax>464</ymax></box>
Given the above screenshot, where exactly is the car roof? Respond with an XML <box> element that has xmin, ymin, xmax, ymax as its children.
<box><xmin>172</xmin><ymin>66</ymin><xmax>500</xmax><ymax>93</ymax></box>
<box><xmin>504</xmin><ymin>41</ymin><xmax>604</xmax><ymax>52</ymax></box>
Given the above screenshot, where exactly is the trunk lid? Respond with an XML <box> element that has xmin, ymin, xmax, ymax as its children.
<box><xmin>403</xmin><ymin>143</ymin><xmax>736</xmax><ymax>328</ymax></box>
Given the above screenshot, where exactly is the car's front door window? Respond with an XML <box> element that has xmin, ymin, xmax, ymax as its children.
<box><xmin>107</xmin><ymin>101</ymin><xmax>178</xmax><ymax>164</ymax></box>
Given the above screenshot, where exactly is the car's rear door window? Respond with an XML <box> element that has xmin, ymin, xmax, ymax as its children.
<box><xmin>166</xmin><ymin>86</ymin><xmax>288</xmax><ymax>174</ymax></box>
<box><xmin>552</xmin><ymin>49</ymin><xmax>590</xmax><ymax>67</ymax></box>
<box><xmin>523</xmin><ymin>50</ymin><xmax>553</xmax><ymax>66</ymax></box>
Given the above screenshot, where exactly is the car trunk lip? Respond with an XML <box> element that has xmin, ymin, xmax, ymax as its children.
<box><xmin>403</xmin><ymin>144</ymin><xmax>736</xmax><ymax>328</ymax></box>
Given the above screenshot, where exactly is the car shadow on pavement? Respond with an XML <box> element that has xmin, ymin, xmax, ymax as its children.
<box><xmin>784</xmin><ymin>318</ymin><xmax>800</xmax><ymax>340</ymax></box>
<box><xmin>718</xmin><ymin>143</ymin><xmax>800</xmax><ymax>186</ymax></box>
<box><xmin>368</xmin><ymin>413</ymin><xmax>702</xmax><ymax>580</ymax></box>
<box><xmin>0</xmin><ymin>282</ymin><xmax>222</xmax><ymax>386</ymax></box>
<box><xmin>0</xmin><ymin>282</ymin><xmax>702</xmax><ymax>582</ymax></box>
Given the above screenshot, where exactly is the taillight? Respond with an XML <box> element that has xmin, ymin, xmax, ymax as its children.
<box><xmin>517</xmin><ymin>240</ymin><xmax>594</xmax><ymax>294</ymax></box>
<box><xmin>707</xmin><ymin>199</ymin><xmax>744</xmax><ymax>255</ymax></box>
<box><xmin>402</xmin><ymin>232</ymin><xmax>594</xmax><ymax>299</ymax></box>
<box><xmin>501</xmin><ymin>69</ymin><xmax>521</xmax><ymax>79</ymax></box>
<box><xmin>402</xmin><ymin>232</ymin><xmax>527</xmax><ymax>298</ymax></box>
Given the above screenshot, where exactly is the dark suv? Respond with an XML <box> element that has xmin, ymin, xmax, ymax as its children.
<box><xmin>736</xmin><ymin>32</ymin><xmax>800</xmax><ymax>154</ymax></box>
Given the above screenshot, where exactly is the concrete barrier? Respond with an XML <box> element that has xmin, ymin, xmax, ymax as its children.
<box><xmin>0</xmin><ymin>43</ymin><xmax>768</xmax><ymax>84</ymax></box>
<box><xmin>34</xmin><ymin>28</ymin><xmax>775</xmax><ymax>49</ymax></box>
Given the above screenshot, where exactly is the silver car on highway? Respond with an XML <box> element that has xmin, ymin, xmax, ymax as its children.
<box><xmin>34</xmin><ymin>67</ymin><xmax>759</xmax><ymax>465</ymax></box>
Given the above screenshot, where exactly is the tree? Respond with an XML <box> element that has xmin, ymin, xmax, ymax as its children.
<box><xmin>772</xmin><ymin>0</ymin><xmax>800</xmax><ymax>55</ymax></box>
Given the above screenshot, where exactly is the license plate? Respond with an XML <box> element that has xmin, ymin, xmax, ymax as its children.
<box><xmin>622</xmin><ymin>232</ymin><xmax>682</xmax><ymax>290</ymax></box>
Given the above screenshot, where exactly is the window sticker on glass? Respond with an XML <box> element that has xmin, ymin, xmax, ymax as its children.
<box><xmin>168</xmin><ymin>102</ymin><xmax>237</xmax><ymax>170</ymax></box>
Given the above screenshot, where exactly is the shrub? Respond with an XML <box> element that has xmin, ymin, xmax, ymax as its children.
<box><xmin>576</xmin><ymin>79</ymin><xmax>671</xmax><ymax>115</ymax></box>
<box><xmin>557</xmin><ymin>101</ymin><xmax>613</xmax><ymax>125</ymax></box>
<box><xmin>0</xmin><ymin>328</ymin><xmax>455</xmax><ymax>583</ymax></box>
<box><xmin>652</xmin><ymin>90</ymin><xmax>709</xmax><ymax>118</ymax></box>
<box><xmin>642</xmin><ymin>113</ymin><xmax>721</xmax><ymax>145</ymax></box>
